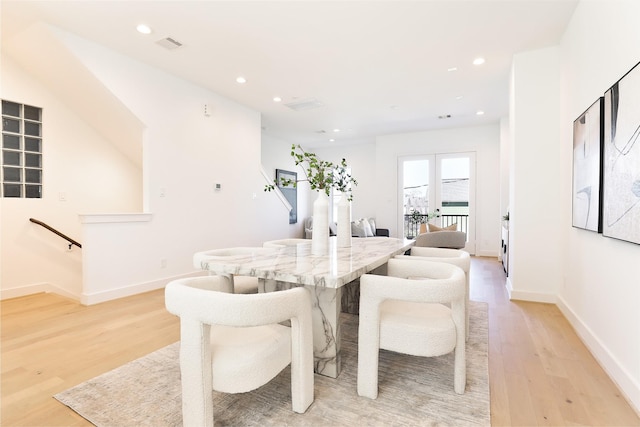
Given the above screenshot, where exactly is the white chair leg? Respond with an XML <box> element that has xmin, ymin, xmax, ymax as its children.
<box><xmin>357</xmin><ymin>304</ymin><xmax>381</xmax><ymax>399</ymax></box>
<box><xmin>179</xmin><ymin>321</ymin><xmax>215</xmax><ymax>427</ymax></box>
<box><xmin>290</xmin><ymin>317</ymin><xmax>314</xmax><ymax>413</ymax></box>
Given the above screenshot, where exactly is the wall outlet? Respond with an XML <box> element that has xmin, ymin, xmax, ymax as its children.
<box><xmin>160</xmin><ymin>259</ymin><xmax>167</xmax><ymax>268</ymax></box>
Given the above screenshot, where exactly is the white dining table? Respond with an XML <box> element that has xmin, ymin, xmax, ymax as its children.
<box><xmin>194</xmin><ymin>236</ymin><xmax>414</xmax><ymax>378</ymax></box>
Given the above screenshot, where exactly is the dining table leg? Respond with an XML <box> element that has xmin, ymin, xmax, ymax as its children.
<box><xmin>260</xmin><ymin>278</ymin><xmax>342</xmax><ymax>378</ymax></box>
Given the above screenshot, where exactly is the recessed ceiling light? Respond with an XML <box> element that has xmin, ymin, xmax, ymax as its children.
<box><xmin>329</xmin><ymin>138</ymin><xmax>335</xmax><ymax>142</ymax></box>
<box><xmin>390</xmin><ymin>105</ymin><xmax>399</xmax><ymax>110</ymax></box>
<box><xmin>456</xmin><ymin>95</ymin><xmax>464</xmax><ymax>100</ymax></box>
<box><xmin>448</xmin><ymin>67</ymin><xmax>458</xmax><ymax>72</ymax></box>
<box><xmin>136</xmin><ymin>24</ymin><xmax>152</xmax><ymax>35</ymax></box>
<box><xmin>476</xmin><ymin>110</ymin><xmax>485</xmax><ymax>116</ymax></box>
<box><xmin>273</xmin><ymin>96</ymin><xmax>282</xmax><ymax>102</ymax></box>
<box><xmin>333</xmin><ymin>128</ymin><xmax>340</xmax><ymax>133</ymax></box>
<box><xmin>236</xmin><ymin>76</ymin><xmax>247</xmax><ymax>84</ymax></box>
<box><xmin>473</xmin><ymin>57</ymin><xmax>485</xmax><ymax>65</ymax></box>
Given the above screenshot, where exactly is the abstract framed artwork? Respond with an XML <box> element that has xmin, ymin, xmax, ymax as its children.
<box><xmin>572</xmin><ymin>97</ymin><xmax>603</xmax><ymax>232</ymax></box>
<box><xmin>602</xmin><ymin>60</ymin><xmax>640</xmax><ymax>245</ymax></box>
<box><xmin>276</xmin><ymin>169</ymin><xmax>297</xmax><ymax>224</ymax></box>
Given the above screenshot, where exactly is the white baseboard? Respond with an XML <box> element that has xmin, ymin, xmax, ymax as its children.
<box><xmin>1</xmin><ymin>282</ymin><xmax>79</xmax><ymax>301</ymax></box>
<box><xmin>476</xmin><ymin>249</ymin><xmax>499</xmax><ymax>257</ymax></box>
<box><xmin>557</xmin><ymin>296</ymin><xmax>640</xmax><ymax>414</ymax></box>
<box><xmin>508</xmin><ymin>288</ymin><xmax>557</xmax><ymax>304</ymax></box>
<box><xmin>80</xmin><ymin>271</ymin><xmax>206</xmax><ymax>305</ymax></box>
<box><xmin>0</xmin><ymin>272</ymin><xmax>207</xmax><ymax>305</ymax></box>
<box><xmin>505</xmin><ymin>277</ymin><xmax>556</xmax><ymax>303</ymax></box>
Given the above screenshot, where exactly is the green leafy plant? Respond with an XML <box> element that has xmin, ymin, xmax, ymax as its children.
<box><xmin>333</xmin><ymin>159</ymin><xmax>358</xmax><ymax>201</ymax></box>
<box><xmin>409</xmin><ymin>209</ymin><xmax>440</xmax><ymax>225</ymax></box>
<box><xmin>265</xmin><ymin>144</ymin><xmax>358</xmax><ymax>200</ymax></box>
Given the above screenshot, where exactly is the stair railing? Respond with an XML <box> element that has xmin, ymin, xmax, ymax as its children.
<box><xmin>29</xmin><ymin>218</ymin><xmax>82</xmax><ymax>249</ymax></box>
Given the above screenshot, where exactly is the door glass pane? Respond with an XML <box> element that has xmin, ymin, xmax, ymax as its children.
<box><xmin>440</xmin><ymin>157</ymin><xmax>470</xmax><ymax>234</ymax></box>
<box><xmin>403</xmin><ymin>159</ymin><xmax>429</xmax><ymax>238</ymax></box>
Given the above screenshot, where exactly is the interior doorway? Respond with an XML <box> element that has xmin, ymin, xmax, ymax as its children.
<box><xmin>398</xmin><ymin>152</ymin><xmax>476</xmax><ymax>254</ymax></box>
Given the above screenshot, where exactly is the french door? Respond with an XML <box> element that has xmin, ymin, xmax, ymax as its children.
<box><xmin>398</xmin><ymin>152</ymin><xmax>476</xmax><ymax>254</ymax></box>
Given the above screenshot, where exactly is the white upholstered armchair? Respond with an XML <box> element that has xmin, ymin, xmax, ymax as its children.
<box><xmin>165</xmin><ymin>277</ymin><xmax>314</xmax><ymax>427</ymax></box>
<box><xmin>396</xmin><ymin>247</ymin><xmax>471</xmax><ymax>341</ymax></box>
<box><xmin>357</xmin><ymin>257</ymin><xmax>466</xmax><ymax>398</ymax></box>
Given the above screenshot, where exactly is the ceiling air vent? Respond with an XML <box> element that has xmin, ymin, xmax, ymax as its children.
<box><xmin>156</xmin><ymin>37</ymin><xmax>183</xmax><ymax>50</ymax></box>
<box><xmin>284</xmin><ymin>98</ymin><xmax>323</xmax><ymax>111</ymax></box>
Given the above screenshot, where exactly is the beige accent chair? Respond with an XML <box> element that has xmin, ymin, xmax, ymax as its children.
<box><xmin>165</xmin><ymin>276</ymin><xmax>314</xmax><ymax>427</ymax></box>
<box><xmin>396</xmin><ymin>247</ymin><xmax>471</xmax><ymax>341</ymax></box>
<box><xmin>357</xmin><ymin>257</ymin><xmax>466</xmax><ymax>398</ymax></box>
<box><xmin>193</xmin><ymin>247</ymin><xmax>275</xmax><ymax>294</ymax></box>
<box><xmin>415</xmin><ymin>230</ymin><xmax>466</xmax><ymax>249</ymax></box>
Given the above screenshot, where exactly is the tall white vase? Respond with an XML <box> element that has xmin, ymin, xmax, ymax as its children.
<box><xmin>312</xmin><ymin>191</ymin><xmax>329</xmax><ymax>256</ymax></box>
<box><xmin>337</xmin><ymin>195</ymin><xmax>352</xmax><ymax>248</ymax></box>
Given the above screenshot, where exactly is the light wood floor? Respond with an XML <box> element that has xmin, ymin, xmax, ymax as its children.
<box><xmin>2</xmin><ymin>257</ymin><xmax>638</xmax><ymax>426</ymax></box>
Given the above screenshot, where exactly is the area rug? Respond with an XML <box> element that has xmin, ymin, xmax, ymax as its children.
<box><xmin>55</xmin><ymin>301</ymin><xmax>489</xmax><ymax>426</ymax></box>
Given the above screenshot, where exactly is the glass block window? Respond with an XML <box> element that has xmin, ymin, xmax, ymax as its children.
<box><xmin>2</xmin><ymin>100</ymin><xmax>42</xmax><ymax>198</ymax></box>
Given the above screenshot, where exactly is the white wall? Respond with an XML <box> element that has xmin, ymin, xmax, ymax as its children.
<box><xmin>508</xmin><ymin>46</ymin><xmax>564</xmax><ymax>303</ymax></box>
<box><xmin>0</xmin><ymin>55</ymin><xmax>142</xmax><ymax>299</ymax></box>
<box><xmin>373</xmin><ymin>124</ymin><xmax>501</xmax><ymax>256</ymax></box>
<box><xmin>2</xmin><ymin>27</ymin><xmax>302</xmax><ymax>303</ymax></box>
<box><xmin>557</xmin><ymin>0</ymin><xmax>640</xmax><ymax>411</ymax></box>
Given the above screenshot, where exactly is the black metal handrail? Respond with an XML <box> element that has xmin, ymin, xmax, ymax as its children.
<box><xmin>403</xmin><ymin>214</ymin><xmax>469</xmax><ymax>239</ymax></box>
<box><xmin>29</xmin><ymin>218</ymin><xmax>82</xmax><ymax>249</ymax></box>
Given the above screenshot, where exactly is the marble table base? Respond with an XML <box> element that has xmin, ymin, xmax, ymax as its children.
<box><xmin>340</xmin><ymin>263</ymin><xmax>387</xmax><ymax>315</ymax></box>
<box><xmin>341</xmin><ymin>279</ymin><xmax>360</xmax><ymax>315</ymax></box>
<box><xmin>260</xmin><ymin>278</ymin><xmax>342</xmax><ymax>378</ymax></box>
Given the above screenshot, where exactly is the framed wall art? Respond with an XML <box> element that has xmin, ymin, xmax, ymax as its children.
<box><xmin>602</xmin><ymin>60</ymin><xmax>640</xmax><ymax>245</ymax></box>
<box><xmin>572</xmin><ymin>97</ymin><xmax>604</xmax><ymax>232</ymax></box>
<box><xmin>276</xmin><ymin>169</ymin><xmax>297</xmax><ymax>224</ymax></box>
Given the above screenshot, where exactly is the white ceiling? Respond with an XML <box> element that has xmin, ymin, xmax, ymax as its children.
<box><xmin>1</xmin><ymin>0</ymin><xmax>579</xmax><ymax>148</ymax></box>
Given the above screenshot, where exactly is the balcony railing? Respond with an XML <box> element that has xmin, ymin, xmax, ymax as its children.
<box><xmin>403</xmin><ymin>214</ymin><xmax>468</xmax><ymax>239</ymax></box>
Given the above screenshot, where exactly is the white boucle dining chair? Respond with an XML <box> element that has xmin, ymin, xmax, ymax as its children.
<box><xmin>357</xmin><ymin>257</ymin><xmax>466</xmax><ymax>398</ymax></box>
<box><xmin>193</xmin><ymin>247</ymin><xmax>274</xmax><ymax>294</ymax></box>
<box><xmin>396</xmin><ymin>247</ymin><xmax>471</xmax><ymax>341</ymax></box>
<box><xmin>165</xmin><ymin>276</ymin><xmax>315</xmax><ymax>427</ymax></box>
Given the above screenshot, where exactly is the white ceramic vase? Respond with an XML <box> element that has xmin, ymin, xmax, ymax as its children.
<box><xmin>312</xmin><ymin>191</ymin><xmax>330</xmax><ymax>255</ymax></box>
<box><xmin>337</xmin><ymin>195</ymin><xmax>352</xmax><ymax>248</ymax></box>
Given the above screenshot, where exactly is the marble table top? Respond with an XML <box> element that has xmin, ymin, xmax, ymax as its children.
<box><xmin>195</xmin><ymin>237</ymin><xmax>415</xmax><ymax>288</ymax></box>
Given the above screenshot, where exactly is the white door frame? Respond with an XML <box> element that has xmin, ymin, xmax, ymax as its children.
<box><xmin>398</xmin><ymin>152</ymin><xmax>476</xmax><ymax>254</ymax></box>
